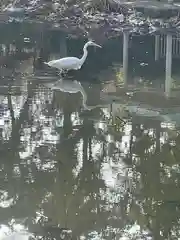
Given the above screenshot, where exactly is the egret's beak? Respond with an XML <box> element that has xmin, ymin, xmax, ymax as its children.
<box><xmin>93</xmin><ymin>43</ymin><xmax>102</xmax><ymax>48</ymax></box>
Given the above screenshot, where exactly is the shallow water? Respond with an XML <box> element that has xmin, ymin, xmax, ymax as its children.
<box><xmin>0</xmin><ymin>27</ymin><xmax>180</xmax><ymax>240</ymax></box>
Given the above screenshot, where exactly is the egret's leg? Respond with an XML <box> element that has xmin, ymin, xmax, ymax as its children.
<box><xmin>63</xmin><ymin>69</ymin><xmax>68</xmax><ymax>75</ymax></box>
<box><xmin>60</xmin><ymin>69</ymin><xmax>68</xmax><ymax>77</ymax></box>
<box><xmin>58</xmin><ymin>70</ymin><xmax>62</xmax><ymax>76</ymax></box>
<box><xmin>57</xmin><ymin>69</ymin><xmax>65</xmax><ymax>77</ymax></box>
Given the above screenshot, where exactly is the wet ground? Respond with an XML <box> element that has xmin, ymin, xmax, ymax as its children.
<box><xmin>0</xmin><ymin>29</ymin><xmax>180</xmax><ymax>240</ymax></box>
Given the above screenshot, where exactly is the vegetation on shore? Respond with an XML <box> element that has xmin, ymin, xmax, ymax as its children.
<box><xmin>1</xmin><ymin>0</ymin><xmax>180</xmax><ymax>40</ymax></box>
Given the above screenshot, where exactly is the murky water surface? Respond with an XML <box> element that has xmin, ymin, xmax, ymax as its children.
<box><xmin>0</xmin><ymin>25</ymin><xmax>180</xmax><ymax>240</ymax></box>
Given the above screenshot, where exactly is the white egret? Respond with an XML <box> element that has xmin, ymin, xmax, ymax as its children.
<box><xmin>44</xmin><ymin>41</ymin><xmax>102</xmax><ymax>72</ymax></box>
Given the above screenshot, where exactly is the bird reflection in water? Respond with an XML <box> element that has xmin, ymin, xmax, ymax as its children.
<box><xmin>44</xmin><ymin>79</ymin><xmax>104</xmax><ymax>111</ymax></box>
<box><xmin>44</xmin><ymin>79</ymin><xmax>130</xmax><ymax>131</ymax></box>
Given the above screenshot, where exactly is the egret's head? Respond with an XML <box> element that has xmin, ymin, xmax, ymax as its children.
<box><xmin>84</xmin><ymin>41</ymin><xmax>102</xmax><ymax>49</ymax></box>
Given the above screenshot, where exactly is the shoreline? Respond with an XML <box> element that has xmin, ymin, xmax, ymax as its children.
<box><xmin>1</xmin><ymin>0</ymin><xmax>180</xmax><ymax>39</ymax></box>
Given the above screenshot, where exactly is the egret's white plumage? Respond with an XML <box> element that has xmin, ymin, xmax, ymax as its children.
<box><xmin>44</xmin><ymin>41</ymin><xmax>101</xmax><ymax>71</ymax></box>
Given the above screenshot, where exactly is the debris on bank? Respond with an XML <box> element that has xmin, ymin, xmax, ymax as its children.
<box><xmin>1</xmin><ymin>0</ymin><xmax>180</xmax><ymax>39</ymax></box>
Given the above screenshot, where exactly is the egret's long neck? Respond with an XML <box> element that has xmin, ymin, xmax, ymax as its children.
<box><xmin>80</xmin><ymin>46</ymin><xmax>88</xmax><ymax>65</ymax></box>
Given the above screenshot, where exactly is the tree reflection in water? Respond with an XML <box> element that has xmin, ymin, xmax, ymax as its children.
<box><xmin>0</xmin><ymin>43</ymin><xmax>180</xmax><ymax>240</ymax></box>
